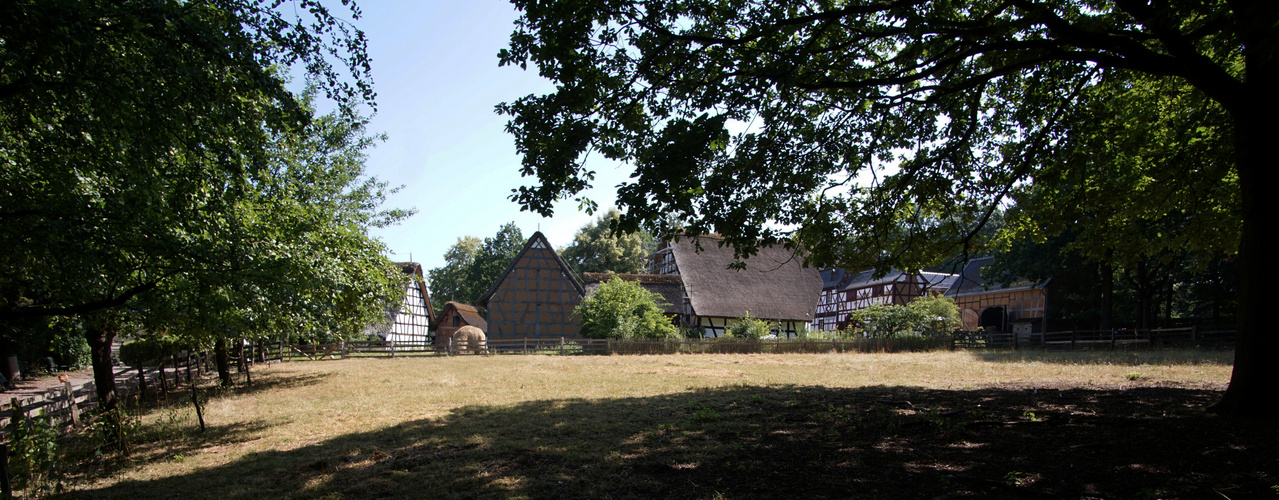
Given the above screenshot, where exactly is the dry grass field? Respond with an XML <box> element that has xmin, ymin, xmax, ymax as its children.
<box><xmin>49</xmin><ymin>349</ymin><xmax>1276</xmax><ymax>499</ymax></box>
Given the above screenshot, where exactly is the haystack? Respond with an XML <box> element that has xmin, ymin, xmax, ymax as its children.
<box><xmin>451</xmin><ymin>325</ymin><xmax>487</xmax><ymax>354</ymax></box>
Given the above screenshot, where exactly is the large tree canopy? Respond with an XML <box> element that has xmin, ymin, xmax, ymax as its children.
<box><xmin>559</xmin><ymin>209</ymin><xmax>656</xmax><ymax>279</ymax></box>
<box><xmin>499</xmin><ymin>0</ymin><xmax>1274</xmax><ymax>416</ymax></box>
<box><xmin>1</xmin><ymin>0</ymin><xmax>398</xmax><ymax>406</ymax></box>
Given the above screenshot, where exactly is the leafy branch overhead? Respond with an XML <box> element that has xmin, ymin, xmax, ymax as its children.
<box><xmin>498</xmin><ymin>0</ymin><xmax>1249</xmax><ymax>270</ymax></box>
<box><xmin>499</xmin><ymin>0</ymin><xmax>1275</xmax><ymax>416</ymax></box>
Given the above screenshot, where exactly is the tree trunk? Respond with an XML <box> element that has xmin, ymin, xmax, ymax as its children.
<box><xmin>1098</xmin><ymin>259</ymin><xmax>1113</xmax><ymax>332</ymax></box>
<box><xmin>214</xmin><ymin>337</ymin><xmax>233</xmax><ymax>388</ymax></box>
<box><xmin>84</xmin><ymin>324</ymin><xmax>117</xmax><ymax>410</ymax></box>
<box><xmin>1212</xmin><ymin>44</ymin><xmax>1276</xmax><ymax>417</ymax></box>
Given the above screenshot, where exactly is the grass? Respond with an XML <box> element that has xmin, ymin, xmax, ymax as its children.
<box><xmin>52</xmin><ymin>349</ymin><xmax>1240</xmax><ymax>499</ymax></box>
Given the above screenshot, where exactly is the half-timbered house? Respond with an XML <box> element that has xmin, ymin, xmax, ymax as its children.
<box><xmin>365</xmin><ymin>262</ymin><xmax>435</xmax><ymax>344</ymax></box>
<box><xmin>945</xmin><ymin>257</ymin><xmax>1048</xmax><ymax>334</ymax></box>
<box><xmin>432</xmin><ymin>301</ymin><xmax>488</xmax><ymax>346</ymax></box>
<box><xmin>647</xmin><ymin>236</ymin><xmax>821</xmax><ymax>338</ymax></box>
<box><xmin>813</xmin><ymin>269</ymin><xmax>958</xmax><ymax>331</ymax></box>
<box><xmin>477</xmin><ymin>232</ymin><xmax>585</xmax><ymax>340</ymax></box>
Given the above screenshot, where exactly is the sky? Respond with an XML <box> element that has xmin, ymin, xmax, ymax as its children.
<box><xmin>349</xmin><ymin>2</ymin><xmax>632</xmax><ymax>272</ymax></box>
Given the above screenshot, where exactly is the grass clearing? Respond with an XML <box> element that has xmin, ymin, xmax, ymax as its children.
<box><xmin>52</xmin><ymin>349</ymin><xmax>1264</xmax><ymax>499</ymax></box>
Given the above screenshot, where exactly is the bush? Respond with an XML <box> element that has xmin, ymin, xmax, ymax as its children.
<box><xmin>727</xmin><ymin>312</ymin><xmax>772</xmax><ymax>340</ymax></box>
<box><xmin>577</xmin><ymin>278</ymin><xmax>678</xmax><ymax>339</ymax></box>
<box><xmin>846</xmin><ymin>295</ymin><xmax>962</xmax><ymax>338</ymax></box>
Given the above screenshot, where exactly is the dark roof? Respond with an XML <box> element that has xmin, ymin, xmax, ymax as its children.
<box><xmin>582</xmin><ymin>272</ymin><xmax>685</xmax><ymax>315</ymax></box>
<box><xmin>820</xmin><ymin>268</ymin><xmax>849</xmax><ymax>289</ymax></box>
<box><xmin>435</xmin><ymin>301</ymin><xmax>488</xmax><ymax>331</ymax></box>
<box><xmin>669</xmin><ymin>236</ymin><xmax>821</xmax><ymax>321</ymax></box>
<box><xmin>945</xmin><ymin>257</ymin><xmax>1047</xmax><ymax>297</ymax></box>
<box><xmin>836</xmin><ymin>268</ymin><xmax>958</xmax><ymax>294</ymax></box>
<box><xmin>477</xmin><ymin>231</ymin><xmax>585</xmax><ymax>307</ymax></box>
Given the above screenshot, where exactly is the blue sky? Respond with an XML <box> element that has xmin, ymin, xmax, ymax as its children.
<box><xmin>352</xmin><ymin>2</ymin><xmax>632</xmax><ymax>272</ymax></box>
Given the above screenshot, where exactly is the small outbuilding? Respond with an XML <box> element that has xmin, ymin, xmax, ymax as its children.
<box><xmin>433</xmin><ymin>301</ymin><xmax>488</xmax><ymax>346</ymax></box>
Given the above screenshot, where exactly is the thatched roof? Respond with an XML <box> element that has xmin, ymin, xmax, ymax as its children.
<box><xmin>946</xmin><ymin>257</ymin><xmax>1047</xmax><ymax>298</ymax></box>
<box><xmin>582</xmin><ymin>272</ymin><xmax>685</xmax><ymax>315</ymax></box>
<box><xmin>435</xmin><ymin>301</ymin><xmax>488</xmax><ymax>331</ymax></box>
<box><xmin>668</xmin><ymin>236</ymin><xmax>821</xmax><ymax>321</ymax></box>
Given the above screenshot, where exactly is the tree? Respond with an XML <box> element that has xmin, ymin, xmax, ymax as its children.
<box><xmin>577</xmin><ymin>277</ymin><xmax>676</xmax><ymax>339</ymax></box>
<box><xmin>500</xmin><ymin>0</ymin><xmax>1273</xmax><ymax>416</ymax></box>
<box><xmin>1</xmin><ymin>0</ymin><xmax>386</xmax><ymax>406</ymax></box>
<box><xmin>427</xmin><ymin>223</ymin><xmax>526</xmax><ymax>311</ymax></box>
<box><xmin>560</xmin><ymin>209</ymin><xmax>656</xmax><ymax>279</ymax></box>
<box><xmin>428</xmin><ymin>236</ymin><xmax>482</xmax><ymax>312</ymax></box>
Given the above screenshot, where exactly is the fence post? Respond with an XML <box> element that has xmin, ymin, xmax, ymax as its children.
<box><xmin>523</xmin><ymin>337</ymin><xmax>528</xmax><ymax>355</ymax></box>
<box><xmin>389</xmin><ymin>340</ymin><xmax>395</xmax><ymax>358</ymax></box>
<box><xmin>1191</xmin><ymin>325</ymin><xmax>1198</xmax><ymax>343</ymax></box>
<box><xmin>62</xmin><ymin>379</ymin><xmax>81</xmax><ymax>428</ymax></box>
<box><xmin>1110</xmin><ymin>329</ymin><xmax>1116</xmax><ymax>350</ymax></box>
<box><xmin>340</xmin><ymin>341</ymin><xmax>347</xmax><ymax>360</ymax></box>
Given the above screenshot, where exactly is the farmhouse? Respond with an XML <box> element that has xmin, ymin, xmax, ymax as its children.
<box><xmin>647</xmin><ymin>235</ymin><xmax>821</xmax><ymax>338</ymax></box>
<box><xmin>432</xmin><ymin>301</ymin><xmax>488</xmax><ymax>346</ymax></box>
<box><xmin>945</xmin><ymin>256</ymin><xmax>1048</xmax><ymax>335</ymax></box>
<box><xmin>364</xmin><ymin>262</ymin><xmax>435</xmax><ymax>344</ymax></box>
<box><xmin>478</xmin><ymin>231</ymin><xmax>585</xmax><ymax>340</ymax></box>
<box><xmin>814</xmin><ymin>269</ymin><xmax>958</xmax><ymax>332</ymax></box>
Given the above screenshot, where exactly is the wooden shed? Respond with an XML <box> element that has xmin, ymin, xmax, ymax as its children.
<box><xmin>477</xmin><ymin>231</ymin><xmax>585</xmax><ymax>340</ymax></box>
<box><xmin>647</xmin><ymin>235</ymin><xmax>822</xmax><ymax>338</ymax></box>
<box><xmin>433</xmin><ymin>301</ymin><xmax>488</xmax><ymax>346</ymax></box>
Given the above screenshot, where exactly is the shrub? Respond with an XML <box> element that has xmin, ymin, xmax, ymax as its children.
<box><xmin>577</xmin><ymin>278</ymin><xmax>678</xmax><ymax>339</ymax></box>
<box><xmin>846</xmin><ymin>295</ymin><xmax>962</xmax><ymax>338</ymax></box>
<box><xmin>727</xmin><ymin>312</ymin><xmax>772</xmax><ymax>340</ymax></box>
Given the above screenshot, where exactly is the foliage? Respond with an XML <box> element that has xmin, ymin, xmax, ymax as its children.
<box><xmin>577</xmin><ymin>278</ymin><xmax>677</xmax><ymax>339</ymax></box>
<box><xmin>428</xmin><ymin>236</ymin><xmax>482</xmax><ymax>312</ymax></box>
<box><xmin>119</xmin><ymin>336</ymin><xmax>181</xmax><ymax>368</ymax></box>
<box><xmin>847</xmin><ymin>296</ymin><xmax>961</xmax><ymax>339</ymax></box>
<box><xmin>1</xmin><ymin>0</ymin><xmax>377</xmax><ymax>322</ymax></box>
<box><xmin>7</xmin><ymin>413</ymin><xmax>62</xmax><ymax>495</ymax></box>
<box><xmin>427</xmin><ymin>223</ymin><xmax>525</xmax><ymax>312</ymax></box>
<box><xmin>909</xmin><ymin>295</ymin><xmax>963</xmax><ymax>337</ymax></box>
<box><xmin>498</xmin><ymin>0</ymin><xmax>1276</xmax><ymax>416</ymax></box>
<box><xmin>726</xmin><ymin>312</ymin><xmax>773</xmax><ymax>340</ymax></box>
<box><xmin>91</xmin><ymin>406</ymin><xmax>140</xmax><ymax>457</ymax></box>
<box><xmin>560</xmin><ymin>209</ymin><xmax>656</xmax><ymax>279</ymax></box>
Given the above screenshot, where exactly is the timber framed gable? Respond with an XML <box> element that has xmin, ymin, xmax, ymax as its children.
<box><xmin>478</xmin><ymin>232</ymin><xmax>585</xmax><ymax>340</ymax></box>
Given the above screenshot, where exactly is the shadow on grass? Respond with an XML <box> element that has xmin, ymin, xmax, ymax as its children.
<box><xmin>964</xmin><ymin>348</ymin><xmax>1234</xmax><ymax>366</ymax></box>
<box><xmin>57</xmin><ymin>384</ymin><xmax>1273</xmax><ymax>499</ymax></box>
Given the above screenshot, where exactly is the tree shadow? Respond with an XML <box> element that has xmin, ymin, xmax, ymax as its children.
<box><xmin>56</xmin><ymin>384</ymin><xmax>1273</xmax><ymax>499</ymax></box>
<box><xmin>964</xmin><ymin>349</ymin><xmax>1234</xmax><ymax>366</ymax></box>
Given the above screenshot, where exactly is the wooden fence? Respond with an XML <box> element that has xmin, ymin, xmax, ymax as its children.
<box><xmin>954</xmin><ymin>326</ymin><xmax>1235</xmax><ymax>350</ymax></box>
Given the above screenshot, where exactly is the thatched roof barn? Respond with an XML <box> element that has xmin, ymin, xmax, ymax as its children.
<box><xmin>478</xmin><ymin>231</ymin><xmax>585</xmax><ymax>340</ymax></box>
<box><xmin>648</xmin><ymin>236</ymin><xmax>821</xmax><ymax>337</ymax></box>
<box><xmin>945</xmin><ymin>257</ymin><xmax>1048</xmax><ymax>333</ymax></box>
<box><xmin>582</xmin><ymin>272</ymin><xmax>686</xmax><ymax>316</ymax></box>
<box><xmin>432</xmin><ymin>301</ymin><xmax>488</xmax><ymax>346</ymax></box>
<box><xmin>364</xmin><ymin>262</ymin><xmax>435</xmax><ymax>344</ymax></box>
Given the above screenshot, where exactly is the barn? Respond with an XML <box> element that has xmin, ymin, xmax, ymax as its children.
<box><xmin>477</xmin><ymin>231</ymin><xmax>585</xmax><ymax>340</ymax></box>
